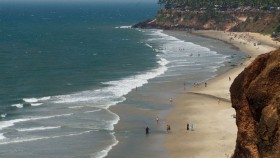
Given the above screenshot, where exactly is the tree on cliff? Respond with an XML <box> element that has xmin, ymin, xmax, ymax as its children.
<box><xmin>158</xmin><ymin>0</ymin><xmax>280</xmax><ymax>9</ymax></box>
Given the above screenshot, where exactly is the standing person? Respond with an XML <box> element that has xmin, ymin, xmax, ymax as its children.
<box><xmin>205</xmin><ymin>82</ymin><xmax>207</xmax><ymax>87</ymax></box>
<box><xmin>156</xmin><ymin>116</ymin><xmax>159</xmax><ymax>125</ymax></box>
<box><xmin>191</xmin><ymin>124</ymin><xmax>194</xmax><ymax>131</ymax></box>
<box><xmin>166</xmin><ymin>125</ymin><xmax>171</xmax><ymax>133</ymax></box>
<box><xmin>168</xmin><ymin>125</ymin><xmax>171</xmax><ymax>132</ymax></box>
<box><xmin>187</xmin><ymin>123</ymin><xmax>189</xmax><ymax>131</ymax></box>
<box><xmin>169</xmin><ymin>98</ymin><xmax>173</xmax><ymax>104</ymax></box>
<box><xmin>145</xmin><ymin>126</ymin><xmax>149</xmax><ymax>135</ymax></box>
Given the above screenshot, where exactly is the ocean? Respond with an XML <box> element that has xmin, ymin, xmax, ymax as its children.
<box><xmin>0</xmin><ymin>1</ymin><xmax>245</xmax><ymax>158</ymax></box>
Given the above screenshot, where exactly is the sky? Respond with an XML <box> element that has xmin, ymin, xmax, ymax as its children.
<box><xmin>0</xmin><ymin>0</ymin><xmax>157</xmax><ymax>2</ymax></box>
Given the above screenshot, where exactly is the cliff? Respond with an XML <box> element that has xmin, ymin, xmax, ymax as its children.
<box><xmin>133</xmin><ymin>9</ymin><xmax>280</xmax><ymax>40</ymax></box>
<box><xmin>230</xmin><ymin>49</ymin><xmax>280</xmax><ymax>158</ymax></box>
<box><xmin>134</xmin><ymin>10</ymin><xmax>237</xmax><ymax>30</ymax></box>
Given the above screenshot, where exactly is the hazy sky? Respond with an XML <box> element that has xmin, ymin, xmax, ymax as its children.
<box><xmin>0</xmin><ymin>0</ymin><xmax>157</xmax><ymax>2</ymax></box>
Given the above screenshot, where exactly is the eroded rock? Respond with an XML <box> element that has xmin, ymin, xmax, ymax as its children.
<box><xmin>230</xmin><ymin>49</ymin><xmax>280</xmax><ymax>158</ymax></box>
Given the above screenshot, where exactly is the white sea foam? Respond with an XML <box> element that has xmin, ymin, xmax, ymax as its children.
<box><xmin>23</xmin><ymin>96</ymin><xmax>51</xmax><ymax>103</ymax></box>
<box><xmin>168</xmin><ymin>64</ymin><xmax>194</xmax><ymax>68</ymax></box>
<box><xmin>84</xmin><ymin>109</ymin><xmax>102</xmax><ymax>113</ymax></box>
<box><xmin>105</xmin><ymin>110</ymin><xmax>120</xmax><ymax>131</ymax></box>
<box><xmin>207</xmin><ymin>66</ymin><xmax>220</xmax><ymax>72</ymax></box>
<box><xmin>68</xmin><ymin>105</ymin><xmax>86</xmax><ymax>109</ymax></box>
<box><xmin>153</xmin><ymin>48</ymin><xmax>161</xmax><ymax>53</ymax></box>
<box><xmin>23</xmin><ymin>98</ymin><xmax>38</xmax><ymax>103</ymax></box>
<box><xmin>1</xmin><ymin>113</ymin><xmax>7</xmax><ymax>118</ymax></box>
<box><xmin>0</xmin><ymin>113</ymin><xmax>72</xmax><ymax>130</ymax></box>
<box><xmin>157</xmin><ymin>58</ymin><xmax>169</xmax><ymax>66</ymax></box>
<box><xmin>17</xmin><ymin>126</ymin><xmax>61</xmax><ymax>132</ymax></box>
<box><xmin>103</xmin><ymin>64</ymin><xmax>167</xmax><ymax>99</ymax></box>
<box><xmin>0</xmin><ymin>29</ymin><xmax>231</xmax><ymax>158</ymax></box>
<box><xmin>11</xmin><ymin>104</ymin><xmax>24</xmax><ymax>108</ymax></box>
<box><xmin>30</xmin><ymin>103</ymin><xmax>43</xmax><ymax>106</ymax></box>
<box><xmin>90</xmin><ymin>132</ymin><xmax>119</xmax><ymax>158</ymax></box>
<box><xmin>148</xmin><ymin>30</ymin><xmax>226</xmax><ymax>76</ymax></box>
<box><xmin>114</xmin><ymin>25</ymin><xmax>131</xmax><ymax>29</ymax></box>
<box><xmin>136</xmin><ymin>28</ymin><xmax>145</xmax><ymax>32</ymax></box>
<box><xmin>144</xmin><ymin>43</ymin><xmax>153</xmax><ymax>48</ymax></box>
<box><xmin>0</xmin><ymin>130</ymin><xmax>91</xmax><ymax>145</ymax></box>
<box><xmin>54</xmin><ymin>92</ymin><xmax>121</xmax><ymax>106</ymax></box>
<box><xmin>53</xmin><ymin>42</ymin><xmax>168</xmax><ymax>108</ymax></box>
<box><xmin>0</xmin><ymin>133</ymin><xmax>6</xmax><ymax>140</ymax></box>
<box><xmin>52</xmin><ymin>31</ymin><xmax>173</xmax><ymax>109</ymax></box>
<box><xmin>38</xmin><ymin>96</ymin><xmax>51</xmax><ymax>101</ymax></box>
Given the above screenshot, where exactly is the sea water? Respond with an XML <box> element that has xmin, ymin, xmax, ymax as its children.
<box><xmin>0</xmin><ymin>1</ymin><xmax>245</xmax><ymax>158</ymax></box>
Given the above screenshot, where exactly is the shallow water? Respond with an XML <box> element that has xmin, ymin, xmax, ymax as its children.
<box><xmin>107</xmin><ymin>30</ymin><xmax>246</xmax><ymax>158</ymax></box>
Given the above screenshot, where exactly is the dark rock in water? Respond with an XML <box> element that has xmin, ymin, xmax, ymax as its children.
<box><xmin>132</xmin><ymin>19</ymin><xmax>193</xmax><ymax>30</ymax></box>
<box><xmin>230</xmin><ymin>48</ymin><xmax>280</xmax><ymax>158</ymax></box>
<box><xmin>132</xmin><ymin>19</ymin><xmax>153</xmax><ymax>29</ymax></box>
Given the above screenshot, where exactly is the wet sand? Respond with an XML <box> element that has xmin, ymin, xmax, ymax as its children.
<box><xmin>165</xmin><ymin>30</ymin><xmax>277</xmax><ymax>158</ymax></box>
<box><xmin>107</xmin><ymin>30</ymin><xmax>277</xmax><ymax>158</ymax></box>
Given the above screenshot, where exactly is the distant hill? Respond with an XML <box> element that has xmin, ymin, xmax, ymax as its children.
<box><xmin>158</xmin><ymin>0</ymin><xmax>280</xmax><ymax>11</ymax></box>
<box><xmin>133</xmin><ymin>0</ymin><xmax>280</xmax><ymax>41</ymax></box>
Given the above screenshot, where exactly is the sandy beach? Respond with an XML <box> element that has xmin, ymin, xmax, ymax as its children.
<box><xmin>165</xmin><ymin>30</ymin><xmax>278</xmax><ymax>158</ymax></box>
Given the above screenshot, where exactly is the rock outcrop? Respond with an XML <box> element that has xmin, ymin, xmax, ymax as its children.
<box><xmin>230</xmin><ymin>49</ymin><xmax>280</xmax><ymax>158</ymax></box>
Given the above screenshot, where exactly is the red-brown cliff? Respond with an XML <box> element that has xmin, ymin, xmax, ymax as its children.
<box><xmin>230</xmin><ymin>49</ymin><xmax>280</xmax><ymax>158</ymax></box>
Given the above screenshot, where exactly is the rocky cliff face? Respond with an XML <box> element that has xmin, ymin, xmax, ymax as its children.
<box><xmin>133</xmin><ymin>9</ymin><xmax>280</xmax><ymax>41</ymax></box>
<box><xmin>230</xmin><ymin>49</ymin><xmax>280</xmax><ymax>158</ymax></box>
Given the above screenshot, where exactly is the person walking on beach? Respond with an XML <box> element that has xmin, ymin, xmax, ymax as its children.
<box><xmin>169</xmin><ymin>98</ymin><xmax>173</xmax><ymax>104</ymax></box>
<box><xmin>191</xmin><ymin>123</ymin><xmax>194</xmax><ymax>131</ymax></box>
<box><xmin>187</xmin><ymin>123</ymin><xmax>189</xmax><ymax>131</ymax></box>
<box><xmin>145</xmin><ymin>126</ymin><xmax>149</xmax><ymax>135</ymax></box>
<box><xmin>156</xmin><ymin>116</ymin><xmax>159</xmax><ymax>125</ymax></box>
<box><xmin>166</xmin><ymin>125</ymin><xmax>171</xmax><ymax>133</ymax></box>
<box><xmin>205</xmin><ymin>82</ymin><xmax>207</xmax><ymax>87</ymax></box>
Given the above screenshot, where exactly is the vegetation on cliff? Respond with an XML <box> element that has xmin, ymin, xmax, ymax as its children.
<box><xmin>133</xmin><ymin>0</ymin><xmax>280</xmax><ymax>40</ymax></box>
<box><xmin>158</xmin><ymin>0</ymin><xmax>280</xmax><ymax>10</ymax></box>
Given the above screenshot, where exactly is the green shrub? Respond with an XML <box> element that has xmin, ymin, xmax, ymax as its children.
<box><xmin>253</xmin><ymin>16</ymin><xmax>259</xmax><ymax>22</ymax></box>
<box><xmin>275</xmin><ymin>25</ymin><xmax>280</xmax><ymax>33</ymax></box>
<box><xmin>245</xmin><ymin>17</ymin><xmax>250</xmax><ymax>23</ymax></box>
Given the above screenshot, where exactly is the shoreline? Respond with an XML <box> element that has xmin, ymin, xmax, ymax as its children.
<box><xmin>107</xmin><ymin>29</ymin><xmax>244</xmax><ymax>158</ymax></box>
<box><xmin>107</xmin><ymin>29</ymin><xmax>278</xmax><ymax>158</ymax></box>
<box><xmin>164</xmin><ymin>30</ymin><xmax>277</xmax><ymax>158</ymax></box>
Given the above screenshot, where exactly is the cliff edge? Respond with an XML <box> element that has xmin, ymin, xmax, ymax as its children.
<box><xmin>230</xmin><ymin>49</ymin><xmax>280</xmax><ymax>158</ymax></box>
<box><xmin>133</xmin><ymin>9</ymin><xmax>280</xmax><ymax>41</ymax></box>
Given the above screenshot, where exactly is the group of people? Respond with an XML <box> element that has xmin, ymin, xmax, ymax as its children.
<box><xmin>145</xmin><ymin>117</ymin><xmax>172</xmax><ymax>135</ymax></box>
<box><xmin>146</xmin><ymin>117</ymin><xmax>196</xmax><ymax>135</ymax></box>
<box><xmin>193</xmin><ymin>82</ymin><xmax>200</xmax><ymax>87</ymax></box>
<box><xmin>192</xmin><ymin>81</ymin><xmax>211</xmax><ymax>88</ymax></box>
<box><xmin>186</xmin><ymin>123</ymin><xmax>194</xmax><ymax>131</ymax></box>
